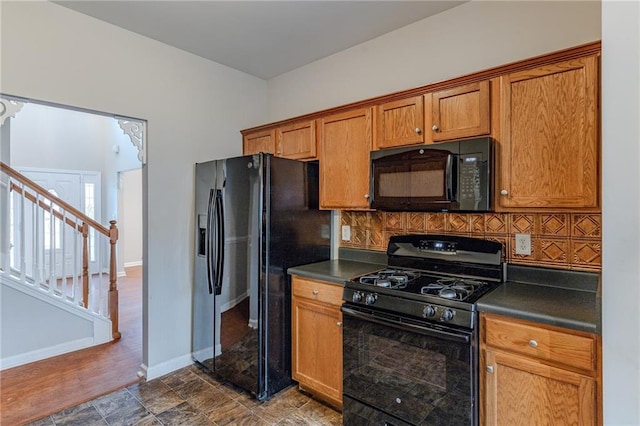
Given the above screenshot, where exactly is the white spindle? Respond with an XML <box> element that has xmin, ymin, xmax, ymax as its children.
<box><xmin>73</xmin><ymin>217</ymin><xmax>80</xmax><ymax>305</ymax></box>
<box><xmin>0</xmin><ymin>177</ymin><xmax>10</xmax><ymax>273</ymax></box>
<box><xmin>20</xmin><ymin>182</ymin><xmax>26</xmax><ymax>282</ymax></box>
<box><xmin>97</xmin><ymin>232</ymin><xmax>103</xmax><ymax>315</ymax></box>
<box><xmin>33</xmin><ymin>193</ymin><xmax>41</xmax><ymax>285</ymax></box>
<box><xmin>48</xmin><ymin>202</ymin><xmax>55</xmax><ymax>295</ymax></box>
<box><xmin>61</xmin><ymin>209</ymin><xmax>67</xmax><ymax>300</ymax></box>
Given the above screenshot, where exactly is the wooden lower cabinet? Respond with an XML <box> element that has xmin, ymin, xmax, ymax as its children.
<box><xmin>291</xmin><ymin>276</ymin><xmax>344</xmax><ymax>408</ymax></box>
<box><xmin>480</xmin><ymin>313</ymin><xmax>601</xmax><ymax>426</ymax></box>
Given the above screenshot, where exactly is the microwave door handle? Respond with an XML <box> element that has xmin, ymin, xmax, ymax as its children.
<box><xmin>445</xmin><ymin>154</ymin><xmax>455</xmax><ymax>200</ymax></box>
<box><xmin>205</xmin><ymin>189</ymin><xmax>215</xmax><ymax>294</ymax></box>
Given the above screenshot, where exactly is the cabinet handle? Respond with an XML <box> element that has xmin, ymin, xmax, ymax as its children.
<box><xmin>336</xmin><ymin>321</ymin><xmax>343</xmax><ymax>327</ymax></box>
<box><xmin>312</xmin><ymin>290</ymin><xmax>319</xmax><ymax>296</ymax></box>
<box><xmin>500</xmin><ymin>189</ymin><xmax>509</xmax><ymax>196</ymax></box>
<box><xmin>529</xmin><ymin>339</ymin><xmax>538</xmax><ymax>348</ymax></box>
<box><xmin>432</xmin><ymin>124</ymin><xmax>439</xmax><ymax>132</ymax></box>
<box><xmin>414</xmin><ymin>127</ymin><xmax>422</xmax><ymax>134</ymax></box>
<box><xmin>486</xmin><ymin>365</ymin><xmax>494</xmax><ymax>374</ymax></box>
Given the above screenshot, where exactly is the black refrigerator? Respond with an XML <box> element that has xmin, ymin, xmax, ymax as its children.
<box><xmin>192</xmin><ymin>153</ymin><xmax>331</xmax><ymax>400</ymax></box>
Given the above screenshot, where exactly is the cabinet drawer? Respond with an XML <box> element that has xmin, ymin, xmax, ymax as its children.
<box><xmin>483</xmin><ymin>314</ymin><xmax>596</xmax><ymax>372</ymax></box>
<box><xmin>292</xmin><ymin>276</ymin><xmax>343</xmax><ymax>306</ymax></box>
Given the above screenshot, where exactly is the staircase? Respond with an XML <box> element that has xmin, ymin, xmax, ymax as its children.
<box><xmin>0</xmin><ymin>162</ymin><xmax>120</xmax><ymax>369</ymax></box>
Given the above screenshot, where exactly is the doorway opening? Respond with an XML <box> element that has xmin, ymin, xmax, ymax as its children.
<box><xmin>0</xmin><ymin>96</ymin><xmax>146</xmax><ymax>422</ymax></box>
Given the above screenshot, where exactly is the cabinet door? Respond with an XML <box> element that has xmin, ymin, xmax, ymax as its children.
<box><xmin>483</xmin><ymin>349</ymin><xmax>596</xmax><ymax>426</ymax></box>
<box><xmin>427</xmin><ymin>80</ymin><xmax>490</xmax><ymax>142</ymax></box>
<box><xmin>276</xmin><ymin>120</ymin><xmax>317</xmax><ymax>160</ymax></box>
<box><xmin>374</xmin><ymin>96</ymin><xmax>424</xmax><ymax>149</ymax></box>
<box><xmin>319</xmin><ymin>108</ymin><xmax>372</xmax><ymax>210</ymax></box>
<box><xmin>497</xmin><ymin>55</ymin><xmax>599</xmax><ymax>209</ymax></box>
<box><xmin>292</xmin><ymin>296</ymin><xmax>343</xmax><ymax>408</ymax></box>
<box><xmin>243</xmin><ymin>129</ymin><xmax>275</xmax><ymax>155</ymax></box>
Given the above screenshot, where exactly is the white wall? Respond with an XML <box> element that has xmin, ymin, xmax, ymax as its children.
<box><xmin>267</xmin><ymin>0</ymin><xmax>601</xmax><ymax>122</ymax></box>
<box><xmin>121</xmin><ymin>168</ymin><xmax>143</xmax><ymax>268</ymax></box>
<box><xmin>0</xmin><ymin>277</ymin><xmax>111</xmax><ymax>369</ymax></box>
<box><xmin>10</xmin><ymin>103</ymin><xmax>111</xmax><ymax>172</ymax></box>
<box><xmin>0</xmin><ymin>1</ymin><xmax>268</xmax><ymax>378</ymax></box>
<box><xmin>8</xmin><ymin>102</ymin><xmax>137</xmax><ymax>227</ymax></box>
<box><xmin>602</xmin><ymin>1</ymin><xmax>640</xmax><ymax>424</ymax></box>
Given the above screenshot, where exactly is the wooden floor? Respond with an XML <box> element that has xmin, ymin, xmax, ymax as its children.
<box><xmin>0</xmin><ymin>266</ymin><xmax>143</xmax><ymax>426</ymax></box>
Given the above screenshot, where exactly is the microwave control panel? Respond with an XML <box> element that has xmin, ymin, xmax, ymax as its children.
<box><xmin>458</xmin><ymin>153</ymin><xmax>485</xmax><ymax>207</ymax></box>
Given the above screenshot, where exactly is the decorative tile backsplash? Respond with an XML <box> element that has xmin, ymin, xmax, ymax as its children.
<box><xmin>340</xmin><ymin>211</ymin><xmax>601</xmax><ymax>272</ymax></box>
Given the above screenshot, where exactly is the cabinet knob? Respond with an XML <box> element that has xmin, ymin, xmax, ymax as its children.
<box><xmin>414</xmin><ymin>127</ymin><xmax>422</xmax><ymax>134</ymax></box>
<box><xmin>336</xmin><ymin>321</ymin><xmax>343</xmax><ymax>327</ymax></box>
<box><xmin>312</xmin><ymin>290</ymin><xmax>319</xmax><ymax>296</ymax></box>
<box><xmin>500</xmin><ymin>189</ymin><xmax>509</xmax><ymax>196</ymax></box>
<box><xmin>486</xmin><ymin>365</ymin><xmax>494</xmax><ymax>374</ymax></box>
<box><xmin>529</xmin><ymin>339</ymin><xmax>538</xmax><ymax>348</ymax></box>
<box><xmin>432</xmin><ymin>124</ymin><xmax>439</xmax><ymax>132</ymax></box>
<box><xmin>277</xmin><ymin>151</ymin><xmax>282</xmax><ymax>155</ymax></box>
<box><xmin>364</xmin><ymin>194</ymin><xmax>370</xmax><ymax>199</ymax></box>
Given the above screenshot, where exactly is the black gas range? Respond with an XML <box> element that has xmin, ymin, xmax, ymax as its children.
<box><xmin>341</xmin><ymin>234</ymin><xmax>505</xmax><ymax>426</ymax></box>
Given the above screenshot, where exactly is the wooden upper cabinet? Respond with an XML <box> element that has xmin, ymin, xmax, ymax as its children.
<box><xmin>426</xmin><ymin>80</ymin><xmax>490</xmax><ymax>142</ymax></box>
<box><xmin>374</xmin><ymin>95</ymin><xmax>424</xmax><ymax>150</ymax></box>
<box><xmin>496</xmin><ymin>54</ymin><xmax>599</xmax><ymax>210</ymax></box>
<box><xmin>276</xmin><ymin>120</ymin><xmax>317</xmax><ymax>160</ymax></box>
<box><xmin>242</xmin><ymin>129</ymin><xmax>275</xmax><ymax>155</ymax></box>
<box><xmin>319</xmin><ymin>108</ymin><xmax>372</xmax><ymax>210</ymax></box>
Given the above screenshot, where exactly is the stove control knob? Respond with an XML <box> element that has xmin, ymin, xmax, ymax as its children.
<box><xmin>365</xmin><ymin>293</ymin><xmax>377</xmax><ymax>305</ymax></box>
<box><xmin>352</xmin><ymin>291</ymin><xmax>363</xmax><ymax>303</ymax></box>
<box><xmin>423</xmin><ymin>305</ymin><xmax>436</xmax><ymax>318</ymax></box>
<box><xmin>441</xmin><ymin>309</ymin><xmax>455</xmax><ymax>322</ymax></box>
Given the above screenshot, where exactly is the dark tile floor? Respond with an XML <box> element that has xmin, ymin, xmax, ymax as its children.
<box><xmin>27</xmin><ymin>365</ymin><xmax>343</xmax><ymax>426</ymax></box>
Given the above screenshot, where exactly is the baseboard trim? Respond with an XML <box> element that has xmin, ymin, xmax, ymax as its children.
<box><xmin>1</xmin><ymin>337</ymin><xmax>95</xmax><ymax>370</ymax></box>
<box><xmin>141</xmin><ymin>354</ymin><xmax>193</xmax><ymax>381</ymax></box>
<box><xmin>124</xmin><ymin>261</ymin><xmax>143</xmax><ymax>268</ymax></box>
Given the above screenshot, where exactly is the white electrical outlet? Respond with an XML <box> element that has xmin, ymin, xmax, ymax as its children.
<box><xmin>341</xmin><ymin>225</ymin><xmax>351</xmax><ymax>241</ymax></box>
<box><xmin>515</xmin><ymin>233</ymin><xmax>531</xmax><ymax>255</ymax></box>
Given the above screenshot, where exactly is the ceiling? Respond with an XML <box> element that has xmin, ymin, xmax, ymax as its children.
<box><xmin>54</xmin><ymin>1</ymin><xmax>466</xmax><ymax>80</ymax></box>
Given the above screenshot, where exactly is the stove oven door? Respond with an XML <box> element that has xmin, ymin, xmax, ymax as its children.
<box><xmin>342</xmin><ymin>305</ymin><xmax>477</xmax><ymax>426</ymax></box>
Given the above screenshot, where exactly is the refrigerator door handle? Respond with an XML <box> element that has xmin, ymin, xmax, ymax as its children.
<box><xmin>213</xmin><ymin>189</ymin><xmax>225</xmax><ymax>295</ymax></box>
<box><xmin>205</xmin><ymin>188</ymin><xmax>215</xmax><ymax>294</ymax></box>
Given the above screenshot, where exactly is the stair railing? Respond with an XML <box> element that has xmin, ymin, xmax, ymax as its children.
<box><xmin>0</xmin><ymin>162</ymin><xmax>120</xmax><ymax>340</ymax></box>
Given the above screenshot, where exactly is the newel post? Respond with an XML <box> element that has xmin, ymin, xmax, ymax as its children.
<box><xmin>109</xmin><ymin>220</ymin><xmax>121</xmax><ymax>340</ymax></box>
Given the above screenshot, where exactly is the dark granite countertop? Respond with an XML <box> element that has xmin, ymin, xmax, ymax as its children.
<box><xmin>288</xmin><ymin>248</ymin><xmax>386</xmax><ymax>285</ymax></box>
<box><xmin>288</xmin><ymin>249</ymin><xmax>602</xmax><ymax>335</ymax></box>
<box><xmin>288</xmin><ymin>259</ymin><xmax>385</xmax><ymax>285</ymax></box>
<box><xmin>477</xmin><ymin>265</ymin><xmax>601</xmax><ymax>335</ymax></box>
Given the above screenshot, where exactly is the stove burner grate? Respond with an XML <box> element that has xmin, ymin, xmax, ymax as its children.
<box><xmin>358</xmin><ymin>269</ymin><xmax>420</xmax><ymax>289</ymax></box>
<box><xmin>420</xmin><ymin>277</ymin><xmax>487</xmax><ymax>301</ymax></box>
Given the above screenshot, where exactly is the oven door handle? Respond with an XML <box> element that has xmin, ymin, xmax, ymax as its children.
<box><xmin>341</xmin><ymin>306</ymin><xmax>471</xmax><ymax>344</ymax></box>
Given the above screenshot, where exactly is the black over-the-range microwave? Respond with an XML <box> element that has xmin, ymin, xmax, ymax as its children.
<box><xmin>369</xmin><ymin>137</ymin><xmax>494</xmax><ymax>212</ymax></box>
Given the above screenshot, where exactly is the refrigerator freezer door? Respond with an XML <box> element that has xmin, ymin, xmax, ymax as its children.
<box><xmin>192</xmin><ymin>161</ymin><xmax>216</xmax><ymax>371</ymax></box>
<box><xmin>212</xmin><ymin>155</ymin><xmax>262</xmax><ymax>396</ymax></box>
